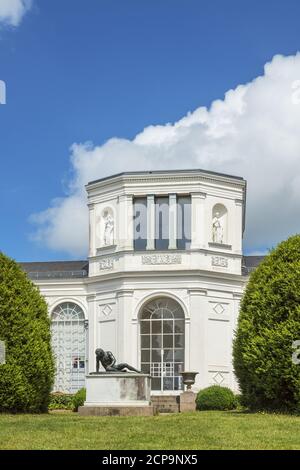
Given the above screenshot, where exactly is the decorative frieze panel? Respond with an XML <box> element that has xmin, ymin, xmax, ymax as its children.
<box><xmin>211</xmin><ymin>256</ymin><xmax>228</xmax><ymax>268</ymax></box>
<box><xmin>141</xmin><ymin>254</ymin><xmax>182</xmax><ymax>265</ymax></box>
<box><xmin>99</xmin><ymin>257</ymin><xmax>114</xmax><ymax>270</ymax></box>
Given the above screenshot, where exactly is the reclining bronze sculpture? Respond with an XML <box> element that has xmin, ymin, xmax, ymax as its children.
<box><xmin>95</xmin><ymin>348</ymin><xmax>141</xmax><ymax>373</ymax></box>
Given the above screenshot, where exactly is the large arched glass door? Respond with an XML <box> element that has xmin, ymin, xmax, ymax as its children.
<box><xmin>51</xmin><ymin>302</ymin><xmax>86</xmax><ymax>393</ymax></box>
<box><xmin>140</xmin><ymin>298</ymin><xmax>185</xmax><ymax>391</ymax></box>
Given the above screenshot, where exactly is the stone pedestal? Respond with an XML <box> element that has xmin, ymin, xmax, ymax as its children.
<box><xmin>179</xmin><ymin>391</ymin><xmax>196</xmax><ymax>412</ymax></box>
<box><xmin>78</xmin><ymin>372</ymin><xmax>153</xmax><ymax>416</ymax></box>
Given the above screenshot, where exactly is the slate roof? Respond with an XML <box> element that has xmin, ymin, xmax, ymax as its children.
<box><xmin>20</xmin><ymin>260</ymin><xmax>89</xmax><ymax>280</ymax></box>
<box><xmin>242</xmin><ymin>255</ymin><xmax>265</xmax><ymax>275</ymax></box>
<box><xmin>20</xmin><ymin>256</ymin><xmax>265</xmax><ymax>280</ymax></box>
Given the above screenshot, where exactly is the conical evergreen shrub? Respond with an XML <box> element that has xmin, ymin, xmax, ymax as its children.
<box><xmin>0</xmin><ymin>253</ymin><xmax>54</xmax><ymax>412</ymax></box>
<box><xmin>233</xmin><ymin>235</ymin><xmax>300</xmax><ymax>412</ymax></box>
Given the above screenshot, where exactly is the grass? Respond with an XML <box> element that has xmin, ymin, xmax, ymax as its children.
<box><xmin>1</xmin><ymin>410</ymin><xmax>300</xmax><ymax>450</ymax></box>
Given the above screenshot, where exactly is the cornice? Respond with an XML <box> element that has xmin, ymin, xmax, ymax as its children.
<box><xmin>89</xmin><ymin>248</ymin><xmax>243</xmax><ymax>260</ymax></box>
<box><xmin>85</xmin><ymin>268</ymin><xmax>245</xmax><ymax>285</ymax></box>
<box><xmin>86</xmin><ymin>171</ymin><xmax>246</xmax><ymax>193</ymax></box>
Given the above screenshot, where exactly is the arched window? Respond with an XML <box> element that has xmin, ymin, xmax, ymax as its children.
<box><xmin>140</xmin><ymin>297</ymin><xmax>185</xmax><ymax>391</ymax></box>
<box><xmin>51</xmin><ymin>302</ymin><xmax>86</xmax><ymax>393</ymax></box>
<box><xmin>212</xmin><ymin>203</ymin><xmax>228</xmax><ymax>244</ymax></box>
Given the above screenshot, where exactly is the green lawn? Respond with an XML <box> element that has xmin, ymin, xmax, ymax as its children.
<box><xmin>1</xmin><ymin>410</ymin><xmax>300</xmax><ymax>450</ymax></box>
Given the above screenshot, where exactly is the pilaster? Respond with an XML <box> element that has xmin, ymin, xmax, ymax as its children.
<box><xmin>190</xmin><ymin>192</ymin><xmax>206</xmax><ymax>249</ymax></box>
<box><xmin>146</xmin><ymin>195</ymin><xmax>155</xmax><ymax>250</ymax></box>
<box><xmin>168</xmin><ymin>193</ymin><xmax>177</xmax><ymax>249</ymax></box>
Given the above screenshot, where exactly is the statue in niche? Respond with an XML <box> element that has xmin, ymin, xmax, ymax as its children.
<box><xmin>103</xmin><ymin>211</ymin><xmax>114</xmax><ymax>246</ymax></box>
<box><xmin>212</xmin><ymin>211</ymin><xmax>224</xmax><ymax>244</ymax></box>
<box><xmin>95</xmin><ymin>348</ymin><xmax>141</xmax><ymax>373</ymax></box>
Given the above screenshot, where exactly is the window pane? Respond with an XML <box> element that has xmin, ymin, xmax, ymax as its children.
<box><xmin>141</xmin><ymin>350</ymin><xmax>150</xmax><ymax>362</ymax></box>
<box><xmin>151</xmin><ymin>350</ymin><xmax>162</xmax><ymax>362</ymax></box>
<box><xmin>141</xmin><ymin>335</ymin><xmax>150</xmax><ymax>348</ymax></box>
<box><xmin>174</xmin><ymin>349</ymin><xmax>184</xmax><ymax>362</ymax></box>
<box><xmin>162</xmin><ymin>320</ymin><xmax>174</xmax><ymax>334</ymax></box>
<box><xmin>174</xmin><ymin>320</ymin><xmax>185</xmax><ymax>334</ymax></box>
<box><xmin>140</xmin><ymin>321</ymin><xmax>150</xmax><ymax>334</ymax></box>
<box><xmin>173</xmin><ymin>307</ymin><xmax>184</xmax><ymax>319</ymax></box>
<box><xmin>163</xmin><ymin>335</ymin><xmax>173</xmax><ymax>348</ymax></box>
<box><xmin>152</xmin><ymin>321</ymin><xmax>162</xmax><ymax>334</ymax></box>
<box><xmin>177</xmin><ymin>196</ymin><xmax>191</xmax><ymax>250</ymax></box>
<box><xmin>141</xmin><ymin>363</ymin><xmax>150</xmax><ymax>374</ymax></box>
<box><xmin>151</xmin><ymin>378</ymin><xmax>161</xmax><ymax>390</ymax></box>
<box><xmin>163</xmin><ymin>349</ymin><xmax>173</xmax><ymax>362</ymax></box>
<box><xmin>151</xmin><ymin>311</ymin><xmax>162</xmax><ymax>320</ymax></box>
<box><xmin>162</xmin><ymin>310</ymin><xmax>173</xmax><ymax>319</ymax></box>
<box><xmin>163</xmin><ymin>377</ymin><xmax>174</xmax><ymax>391</ymax></box>
<box><xmin>174</xmin><ymin>363</ymin><xmax>184</xmax><ymax>374</ymax></box>
<box><xmin>174</xmin><ymin>376</ymin><xmax>183</xmax><ymax>390</ymax></box>
<box><xmin>175</xmin><ymin>334</ymin><xmax>184</xmax><ymax>348</ymax></box>
<box><xmin>151</xmin><ymin>335</ymin><xmax>162</xmax><ymax>349</ymax></box>
<box><xmin>155</xmin><ymin>197</ymin><xmax>169</xmax><ymax>250</ymax></box>
<box><xmin>133</xmin><ymin>197</ymin><xmax>147</xmax><ymax>251</ymax></box>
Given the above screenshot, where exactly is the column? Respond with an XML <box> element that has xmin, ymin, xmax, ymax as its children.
<box><xmin>190</xmin><ymin>193</ymin><xmax>206</xmax><ymax>249</ymax></box>
<box><xmin>168</xmin><ymin>193</ymin><xmax>177</xmax><ymax>249</ymax></box>
<box><xmin>118</xmin><ymin>194</ymin><xmax>134</xmax><ymax>251</ymax></box>
<box><xmin>146</xmin><ymin>195</ymin><xmax>155</xmax><ymax>250</ymax></box>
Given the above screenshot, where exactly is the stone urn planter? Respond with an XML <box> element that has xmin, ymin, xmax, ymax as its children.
<box><xmin>180</xmin><ymin>372</ymin><xmax>198</xmax><ymax>412</ymax></box>
<box><xmin>181</xmin><ymin>371</ymin><xmax>198</xmax><ymax>391</ymax></box>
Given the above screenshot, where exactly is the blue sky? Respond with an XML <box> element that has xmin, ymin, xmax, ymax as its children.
<box><xmin>1</xmin><ymin>0</ymin><xmax>300</xmax><ymax>261</ymax></box>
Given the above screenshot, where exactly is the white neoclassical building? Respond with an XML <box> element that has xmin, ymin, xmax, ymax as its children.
<box><xmin>21</xmin><ymin>169</ymin><xmax>263</xmax><ymax>395</ymax></box>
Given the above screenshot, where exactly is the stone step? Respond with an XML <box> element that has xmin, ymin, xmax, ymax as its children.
<box><xmin>151</xmin><ymin>395</ymin><xmax>180</xmax><ymax>413</ymax></box>
<box><xmin>151</xmin><ymin>400</ymin><xmax>178</xmax><ymax>404</ymax></box>
<box><xmin>151</xmin><ymin>395</ymin><xmax>179</xmax><ymax>400</ymax></box>
<box><xmin>151</xmin><ymin>397</ymin><xmax>179</xmax><ymax>403</ymax></box>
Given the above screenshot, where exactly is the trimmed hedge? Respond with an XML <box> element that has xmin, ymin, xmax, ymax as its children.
<box><xmin>0</xmin><ymin>253</ymin><xmax>55</xmax><ymax>412</ymax></box>
<box><xmin>72</xmin><ymin>388</ymin><xmax>86</xmax><ymax>412</ymax></box>
<box><xmin>233</xmin><ymin>235</ymin><xmax>300</xmax><ymax>412</ymax></box>
<box><xmin>48</xmin><ymin>389</ymin><xmax>86</xmax><ymax>412</ymax></box>
<box><xmin>49</xmin><ymin>393</ymin><xmax>74</xmax><ymax>410</ymax></box>
<box><xmin>196</xmin><ymin>386</ymin><xmax>237</xmax><ymax>411</ymax></box>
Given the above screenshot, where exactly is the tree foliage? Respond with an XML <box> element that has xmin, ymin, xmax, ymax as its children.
<box><xmin>233</xmin><ymin>235</ymin><xmax>300</xmax><ymax>411</ymax></box>
<box><xmin>0</xmin><ymin>253</ymin><xmax>54</xmax><ymax>412</ymax></box>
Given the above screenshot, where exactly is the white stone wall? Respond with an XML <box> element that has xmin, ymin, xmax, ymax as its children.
<box><xmin>37</xmin><ymin>280</ymin><xmax>88</xmax><ymax>319</ymax></box>
<box><xmin>82</xmin><ymin>274</ymin><xmax>244</xmax><ymax>393</ymax></box>
<box><xmin>35</xmin><ymin>170</ymin><xmax>247</xmax><ymax>394</ymax></box>
<box><xmin>37</xmin><ymin>274</ymin><xmax>244</xmax><ymax>394</ymax></box>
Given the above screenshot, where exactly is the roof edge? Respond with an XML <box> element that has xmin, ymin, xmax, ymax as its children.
<box><xmin>86</xmin><ymin>169</ymin><xmax>245</xmax><ymax>187</ymax></box>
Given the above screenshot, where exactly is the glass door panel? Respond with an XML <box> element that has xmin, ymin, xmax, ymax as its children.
<box><xmin>140</xmin><ymin>298</ymin><xmax>185</xmax><ymax>392</ymax></box>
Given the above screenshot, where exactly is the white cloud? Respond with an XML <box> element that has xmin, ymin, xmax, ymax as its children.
<box><xmin>0</xmin><ymin>0</ymin><xmax>32</xmax><ymax>27</ymax></box>
<box><xmin>31</xmin><ymin>53</ymin><xmax>300</xmax><ymax>257</ymax></box>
